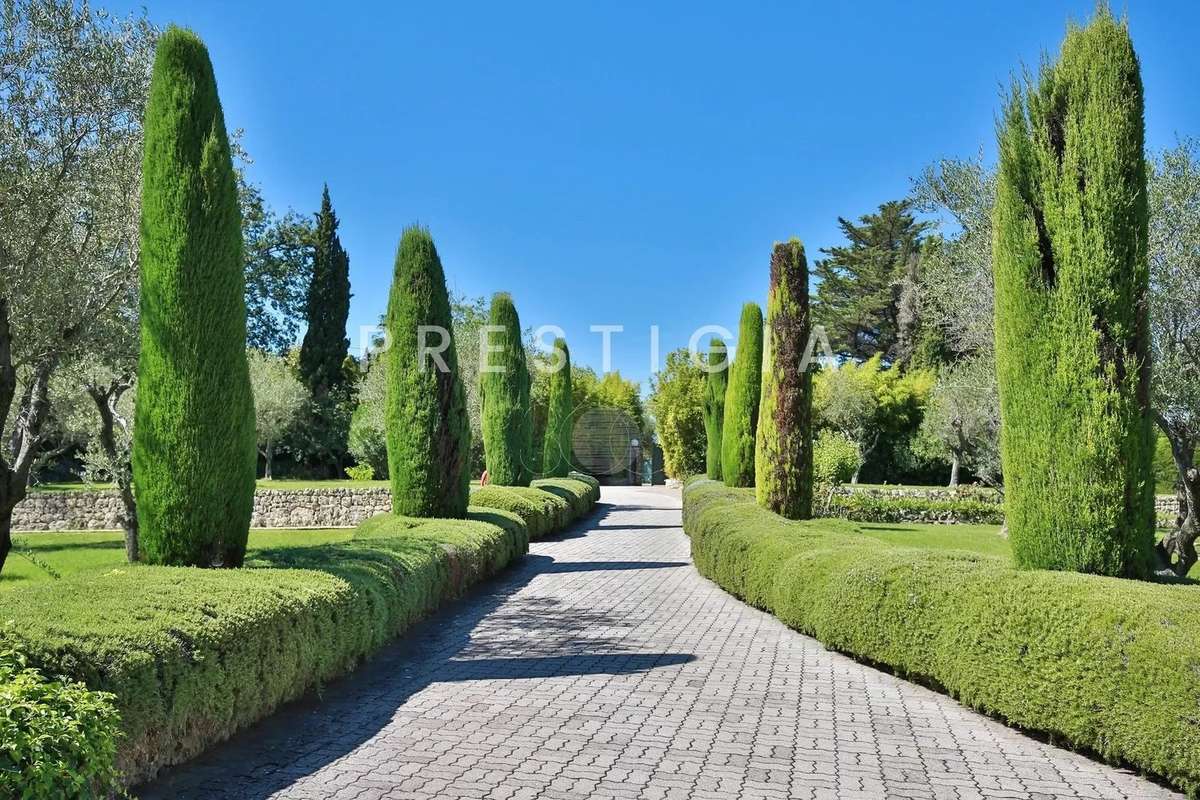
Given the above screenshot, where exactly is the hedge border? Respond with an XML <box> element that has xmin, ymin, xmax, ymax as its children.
<box><xmin>683</xmin><ymin>479</ymin><xmax>1200</xmax><ymax>797</ymax></box>
<box><xmin>3</xmin><ymin>479</ymin><xmax>599</xmax><ymax>789</ymax></box>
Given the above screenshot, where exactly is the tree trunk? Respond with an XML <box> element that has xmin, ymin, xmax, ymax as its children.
<box><xmin>949</xmin><ymin>453</ymin><xmax>961</xmax><ymax>488</ymax></box>
<box><xmin>264</xmin><ymin>441</ymin><xmax>273</xmax><ymax>480</ymax></box>
<box><xmin>87</xmin><ymin>382</ymin><xmax>138</xmax><ymax>561</ymax></box>
<box><xmin>1153</xmin><ymin>416</ymin><xmax>1199</xmax><ymax>579</ymax></box>
<box><xmin>119</xmin><ymin>479</ymin><xmax>139</xmax><ymax>562</ymax></box>
<box><xmin>0</xmin><ymin>508</ymin><xmax>11</xmax><ymax>576</ymax></box>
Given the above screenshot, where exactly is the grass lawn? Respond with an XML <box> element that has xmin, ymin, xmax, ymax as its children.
<box><xmin>0</xmin><ymin>528</ymin><xmax>354</xmax><ymax>589</ymax></box>
<box><xmin>852</xmin><ymin>521</ymin><xmax>1011</xmax><ymax>558</ymax></box>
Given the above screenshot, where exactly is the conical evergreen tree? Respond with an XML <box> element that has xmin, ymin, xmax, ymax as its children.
<box><xmin>133</xmin><ymin>27</ymin><xmax>256</xmax><ymax>567</ymax></box>
<box><xmin>756</xmin><ymin>239</ymin><xmax>813</xmax><ymax>519</ymax></box>
<box><xmin>481</xmin><ymin>293</ymin><xmax>533</xmax><ymax>486</ymax></box>
<box><xmin>542</xmin><ymin>338</ymin><xmax>574</xmax><ymax>478</ymax></box>
<box><xmin>993</xmin><ymin>8</ymin><xmax>1154</xmax><ymax>576</ymax></box>
<box><xmin>721</xmin><ymin>303</ymin><xmax>764</xmax><ymax>488</ymax></box>
<box><xmin>299</xmin><ymin>185</ymin><xmax>351</xmax><ymax>396</ymax></box>
<box><xmin>703</xmin><ymin>338</ymin><xmax>728</xmax><ymax>480</ymax></box>
<box><xmin>384</xmin><ymin>226</ymin><xmax>471</xmax><ymax>517</ymax></box>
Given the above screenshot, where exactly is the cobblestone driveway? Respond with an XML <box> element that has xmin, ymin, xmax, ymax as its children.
<box><xmin>141</xmin><ymin>486</ymin><xmax>1179</xmax><ymax>800</ymax></box>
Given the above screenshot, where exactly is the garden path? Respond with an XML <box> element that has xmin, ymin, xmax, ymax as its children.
<box><xmin>141</xmin><ymin>486</ymin><xmax>1179</xmax><ymax>800</ymax></box>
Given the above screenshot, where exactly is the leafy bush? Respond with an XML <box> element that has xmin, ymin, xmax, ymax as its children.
<box><xmin>993</xmin><ymin>8</ymin><xmax>1155</xmax><ymax>576</ymax></box>
<box><xmin>134</xmin><ymin>27</ymin><xmax>256</xmax><ymax>567</ymax></box>
<box><xmin>813</xmin><ymin>430</ymin><xmax>861</xmax><ymax>486</ymax></box>
<box><xmin>825</xmin><ymin>491</ymin><xmax>1003</xmax><ymax>525</ymax></box>
<box><xmin>532</xmin><ymin>478</ymin><xmax>596</xmax><ymax>519</ymax></box>
<box><xmin>683</xmin><ymin>481</ymin><xmax>1200</xmax><ymax>797</ymax></box>
<box><xmin>0</xmin><ymin>642</ymin><xmax>122</xmax><ymax>799</ymax></box>
<box><xmin>470</xmin><ymin>483</ymin><xmax>577</xmax><ymax>538</ymax></box>
<box><xmin>567</xmin><ymin>471</ymin><xmax>601</xmax><ymax>503</ymax></box>
<box><xmin>344</xmin><ymin>463</ymin><xmax>375</xmax><ymax>481</ymax></box>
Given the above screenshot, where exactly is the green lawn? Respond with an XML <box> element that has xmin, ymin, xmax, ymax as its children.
<box><xmin>851</xmin><ymin>521</ymin><xmax>1011</xmax><ymax>558</ymax></box>
<box><xmin>0</xmin><ymin>528</ymin><xmax>354</xmax><ymax>589</ymax></box>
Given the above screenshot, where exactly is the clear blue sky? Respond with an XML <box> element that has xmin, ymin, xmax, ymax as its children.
<box><xmin>111</xmin><ymin>0</ymin><xmax>1200</xmax><ymax>392</ymax></box>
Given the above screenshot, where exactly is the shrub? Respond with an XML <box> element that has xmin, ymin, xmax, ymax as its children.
<box><xmin>481</xmin><ymin>293</ymin><xmax>534</xmax><ymax>486</ymax></box>
<box><xmin>824</xmin><ymin>491</ymin><xmax>1004</xmax><ymax>525</ymax></box>
<box><xmin>0</xmin><ymin>642</ymin><xmax>122</xmax><ymax>799</ymax></box>
<box><xmin>756</xmin><ymin>240</ymin><xmax>813</xmax><ymax>519</ymax></box>
<box><xmin>813</xmin><ymin>430</ymin><xmax>861</xmax><ymax>486</ymax></box>
<box><xmin>993</xmin><ymin>8</ymin><xmax>1154</xmax><ymax>576</ymax></box>
<box><xmin>542</xmin><ymin>338</ymin><xmax>574</xmax><ymax>478</ymax></box>
<box><xmin>3</xmin><ymin>510</ymin><xmax>528</xmax><ymax>786</ymax></box>
<box><xmin>683</xmin><ymin>481</ymin><xmax>1200</xmax><ymax>797</ymax></box>
<box><xmin>344</xmin><ymin>463</ymin><xmax>375</xmax><ymax>481</ymax></box>
<box><xmin>384</xmin><ymin>226</ymin><xmax>471</xmax><ymax>517</ymax></box>
<box><xmin>532</xmin><ymin>478</ymin><xmax>595</xmax><ymax>519</ymax></box>
<box><xmin>702</xmin><ymin>339</ymin><xmax>728</xmax><ymax>480</ymax></box>
<box><xmin>568</xmin><ymin>471</ymin><xmax>601</xmax><ymax>503</ymax></box>
<box><xmin>133</xmin><ymin>27</ymin><xmax>256</xmax><ymax>567</ymax></box>
<box><xmin>721</xmin><ymin>303</ymin><xmax>764</xmax><ymax>488</ymax></box>
<box><xmin>471</xmin><ymin>485</ymin><xmax>565</xmax><ymax>539</ymax></box>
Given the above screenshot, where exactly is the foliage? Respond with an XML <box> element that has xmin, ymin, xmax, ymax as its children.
<box><xmin>1</xmin><ymin>481</ymin><xmax>595</xmax><ymax>784</ymax></box>
<box><xmin>813</xmin><ymin>430</ymin><xmax>861</xmax><ymax>487</ymax></box>
<box><xmin>824</xmin><ymin>491</ymin><xmax>1004</xmax><ymax>525</ymax></box>
<box><xmin>247</xmin><ymin>349</ymin><xmax>309</xmax><ymax>479</ymax></box>
<box><xmin>133</xmin><ymin>27</ymin><xmax>256</xmax><ymax>568</ymax></box>
<box><xmin>682</xmin><ymin>481</ymin><xmax>1200</xmax><ymax>798</ymax></box>
<box><xmin>298</xmin><ymin>186</ymin><xmax>351</xmax><ymax>397</ymax></box>
<box><xmin>915</xmin><ymin>355</ymin><xmax>1001</xmax><ymax>486</ymax></box>
<box><xmin>0</xmin><ymin>640</ymin><xmax>122</xmax><ymax>799</ymax></box>
<box><xmin>813</xmin><ymin>355</ymin><xmax>933</xmax><ymax>483</ymax></box>
<box><xmin>384</xmin><ymin>226</ymin><xmax>471</xmax><ymax>517</ymax></box>
<box><xmin>344</xmin><ymin>463</ymin><xmax>375</xmax><ymax>481</ymax></box>
<box><xmin>348</xmin><ymin>355</ymin><xmax>388</xmax><ymax>477</ymax></box>
<box><xmin>648</xmin><ymin>348</ymin><xmax>706</xmax><ymax>479</ymax></box>
<box><xmin>541</xmin><ymin>338</ymin><xmax>574</xmax><ymax>477</ymax></box>
<box><xmin>756</xmin><ymin>239</ymin><xmax>813</xmax><ymax>519</ymax></box>
<box><xmin>993</xmin><ymin>8</ymin><xmax>1154</xmax><ymax>576</ymax></box>
<box><xmin>702</xmin><ymin>339</ymin><xmax>728</xmax><ymax>480</ymax></box>
<box><xmin>480</xmin><ymin>293</ymin><xmax>533</xmax><ymax>486</ymax></box>
<box><xmin>447</xmin><ymin>293</ymin><xmax>490</xmax><ymax>475</ymax></box>
<box><xmin>0</xmin><ymin>0</ymin><xmax>156</xmax><ymax>574</ymax></box>
<box><xmin>470</xmin><ymin>484</ymin><xmax>569</xmax><ymax>538</ymax></box>
<box><xmin>721</xmin><ymin>303</ymin><xmax>763</xmax><ymax>487</ymax></box>
<box><xmin>811</xmin><ymin>200</ymin><xmax>930</xmax><ymax>363</ymax></box>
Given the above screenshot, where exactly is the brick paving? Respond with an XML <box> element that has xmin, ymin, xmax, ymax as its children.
<box><xmin>141</xmin><ymin>486</ymin><xmax>1180</xmax><ymax>800</ymax></box>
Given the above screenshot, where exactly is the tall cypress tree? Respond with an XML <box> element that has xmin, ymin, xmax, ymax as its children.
<box><xmin>703</xmin><ymin>338</ymin><xmax>728</xmax><ymax>480</ymax></box>
<box><xmin>481</xmin><ymin>293</ymin><xmax>533</xmax><ymax>486</ymax></box>
<box><xmin>299</xmin><ymin>185</ymin><xmax>351</xmax><ymax>396</ymax></box>
<box><xmin>721</xmin><ymin>303</ymin><xmax>764</xmax><ymax>487</ymax></box>
<box><xmin>384</xmin><ymin>226</ymin><xmax>471</xmax><ymax>517</ymax></box>
<box><xmin>756</xmin><ymin>239</ymin><xmax>813</xmax><ymax>519</ymax></box>
<box><xmin>993</xmin><ymin>8</ymin><xmax>1154</xmax><ymax>577</ymax></box>
<box><xmin>133</xmin><ymin>27</ymin><xmax>256</xmax><ymax>567</ymax></box>
<box><xmin>542</xmin><ymin>338</ymin><xmax>574</xmax><ymax>478</ymax></box>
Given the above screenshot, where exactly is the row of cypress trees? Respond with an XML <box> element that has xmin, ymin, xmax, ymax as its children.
<box><xmin>703</xmin><ymin>240</ymin><xmax>815</xmax><ymax>521</ymax></box>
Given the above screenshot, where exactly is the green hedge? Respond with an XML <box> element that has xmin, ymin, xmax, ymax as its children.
<box><xmin>3</xmin><ymin>482</ymin><xmax>598</xmax><ymax>789</ymax></box>
<box><xmin>825</xmin><ymin>492</ymin><xmax>1004</xmax><ymax>525</ymax></box>
<box><xmin>471</xmin><ymin>477</ymin><xmax>599</xmax><ymax>539</ymax></box>
<box><xmin>683</xmin><ymin>480</ymin><xmax>1200</xmax><ymax>797</ymax></box>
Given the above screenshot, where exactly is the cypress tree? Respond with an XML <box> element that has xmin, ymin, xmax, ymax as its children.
<box><xmin>542</xmin><ymin>338</ymin><xmax>574</xmax><ymax>478</ymax></box>
<box><xmin>992</xmin><ymin>8</ymin><xmax>1154</xmax><ymax>577</ymax></box>
<box><xmin>299</xmin><ymin>185</ymin><xmax>351</xmax><ymax>396</ymax></box>
<box><xmin>384</xmin><ymin>226</ymin><xmax>471</xmax><ymax>517</ymax></box>
<box><xmin>133</xmin><ymin>27</ymin><xmax>256</xmax><ymax>567</ymax></box>
<box><xmin>721</xmin><ymin>302</ymin><xmax>764</xmax><ymax>487</ymax></box>
<box><xmin>703</xmin><ymin>338</ymin><xmax>728</xmax><ymax>480</ymax></box>
<box><xmin>756</xmin><ymin>239</ymin><xmax>813</xmax><ymax>519</ymax></box>
<box><xmin>481</xmin><ymin>293</ymin><xmax>533</xmax><ymax>486</ymax></box>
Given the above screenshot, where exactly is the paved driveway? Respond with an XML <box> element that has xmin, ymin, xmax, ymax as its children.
<box><xmin>142</xmin><ymin>486</ymin><xmax>1179</xmax><ymax>800</ymax></box>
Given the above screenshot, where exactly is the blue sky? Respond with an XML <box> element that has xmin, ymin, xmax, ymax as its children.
<box><xmin>111</xmin><ymin>0</ymin><xmax>1200</xmax><ymax>391</ymax></box>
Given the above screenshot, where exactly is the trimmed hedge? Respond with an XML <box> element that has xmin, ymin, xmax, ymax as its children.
<box><xmin>683</xmin><ymin>480</ymin><xmax>1200</xmax><ymax>797</ymax></box>
<box><xmin>470</xmin><ymin>477</ymin><xmax>599</xmax><ymax>539</ymax></box>
<box><xmin>3</xmin><ymin>481</ymin><xmax>598</xmax><ymax>788</ymax></box>
<box><xmin>824</xmin><ymin>491</ymin><xmax>1004</xmax><ymax>525</ymax></box>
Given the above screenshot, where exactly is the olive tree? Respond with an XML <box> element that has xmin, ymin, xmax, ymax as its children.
<box><xmin>248</xmin><ymin>350</ymin><xmax>309</xmax><ymax>479</ymax></box>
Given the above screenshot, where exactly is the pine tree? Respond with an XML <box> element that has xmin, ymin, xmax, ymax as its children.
<box><xmin>757</xmin><ymin>239</ymin><xmax>813</xmax><ymax>519</ymax></box>
<box><xmin>133</xmin><ymin>27</ymin><xmax>256</xmax><ymax>567</ymax></box>
<box><xmin>812</xmin><ymin>200</ymin><xmax>929</xmax><ymax>362</ymax></box>
<box><xmin>721</xmin><ymin>303</ymin><xmax>764</xmax><ymax>487</ymax></box>
<box><xmin>703</xmin><ymin>338</ymin><xmax>728</xmax><ymax>480</ymax></box>
<box><xmin>384</xmin><ymin>226</ymin><xmax>471</xmax><ymax>517</ymax></box>
<box><xmin>993</xmin><ymin>8</ymin><xmax>1154</xmax><ymax>577</ymax></box>
<box><xmin>299</xmin><ymin>185</ymin><xmax>351</xmax><ymax>396</ymax></box>
<box><xmin>542</xmin><ymin>338</ymin><xmax>574</xmax><ymax>478</ymax></box>
<box><xmin>481</xmin><ymin>293</ymin><xmax>533</xmax><ymax>486</ymax></box>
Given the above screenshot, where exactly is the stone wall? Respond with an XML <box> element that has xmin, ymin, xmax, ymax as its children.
<box><xmin>13</xmin><ymin>488</ymin><xmax>393</xmax><ymax>531</ymax></box>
